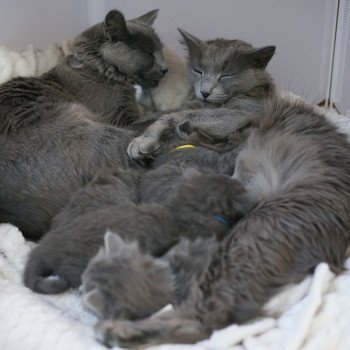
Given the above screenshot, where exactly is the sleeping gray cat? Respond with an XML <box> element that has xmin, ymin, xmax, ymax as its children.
<box><xmin>95</xmin><ymin>97</ymin><xmax>350</xmax><ymax>348</ymax></box>
<box><xmin>0</xmin><ymin>9</ymin><xmax>167</xmax><ymax>239</ymax></box>
<box><xmin>178</xmin><ymin>28</ymin><xmax>275</xmax><ymax>111</ymax></box>
<box><xmin>24</xmin><ymin>168</ymin><xmax>249</xmax><ymax>293</ymax></box>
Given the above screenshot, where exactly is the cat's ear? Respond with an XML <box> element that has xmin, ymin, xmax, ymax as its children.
<box><xmin>178</xmin><ymin>28</ymin><xmax>203</xmax><ymax>57</ymax></box>
<box><xmin>246</xmin><ymin>46</ymin><xmax>276</xmax><ymax>69</ymax></box>
<box><xmin>104</xmin><ymin>231</ymin><xmax>124</xmax><ymax>257</ymax></box>
<box><xmin>133</xmin><ymin>9</ymin><xmax>159</xmax><ymax>26</ymax></box>
<box><xmin>104</xmin><ymin>10</ymin><xmax>130</xmax><ymax>41</ymax></box>
<box><xmin>177</xmin><ymin>120</ymin><xmax>193</xmax><ymax>137</ymax></box>
<box><xmin>83</xmin><ymin>289</ymin><xmax>106</xmax><ymax>317</ymax></box>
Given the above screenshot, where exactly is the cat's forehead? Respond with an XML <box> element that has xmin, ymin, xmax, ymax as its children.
<box><xmin>199</xmin><ymin>39</ymin><xmax>253</xmax><ymax>70</ymax></box>
<box><xmin>126</xmin><ymin>20</ymin><xmax>162</xmax><ymax>52</ymax></box>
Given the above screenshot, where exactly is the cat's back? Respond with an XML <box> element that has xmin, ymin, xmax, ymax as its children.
<box><xmin>0</xmin><ymin>72</ymin><xmax>72</xmax><ymax>134</ymax></box>
<box><xmin>235</xmin><ymin>97</ymin><xmax>350</xmax><ymax>202</ymax></box>
<box><xmin>0</xmin><ymin>102</ymin><xmax>133</xmax><ymax>238</ymax></box>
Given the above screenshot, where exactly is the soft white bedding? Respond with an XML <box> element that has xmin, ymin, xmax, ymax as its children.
<box><xmin>1</xmin><ymin>43</ymin><xmax>350</xmax><ymax>350</ymax></box>
<box><xmin>0</xmin><ymin>223</ymin><xmax>350</xmax><ymax>350</ymax></box>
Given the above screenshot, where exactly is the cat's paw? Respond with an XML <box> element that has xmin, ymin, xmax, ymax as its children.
<box><xmin>96</xmin><ymin>319</ymin><xmax>146</xmax><ymax>349</ymax></box>
<box><xmin>127</xmin><ymin>136</ymin><xmax>161</xmax><ymax>162</ymax></box>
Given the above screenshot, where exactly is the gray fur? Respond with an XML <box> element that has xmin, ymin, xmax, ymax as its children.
<box><xmin>0</xmin><ymin>103</ymin><xmax>134</xmax><ymax>239</ymax></box>
<box><xmin>0</xmin><ymin>9</ymin><xmax>166</xmax><ymax>238</ymax></box>
<box><xmin>23</xmin><ymin>169</ymin><xmax>249</xmax><ymax>293</ymax></box>
<box><xmin>97</xmin><ymin>98</ymin><xmax>350</xmax><ymax>348</ymax></box>
<box><xmin>178</xmin><ymin>28</ymin><xmax>275</xmax><ymax>111</ymax></box>
<box><xmin>81</xmin><ymin>233</ymin><xmax>215</xmax><ymax>320</ymax></box>
<box><xmin>127</xmin><ymin>108</ymin><xmax>254</xmax><ymax>162</ymax></box>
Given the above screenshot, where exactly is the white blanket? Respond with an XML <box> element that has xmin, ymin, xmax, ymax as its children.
<box><xmin>0</xmin><ymin>41</ymin><xmax>72</xmax><ymax>85</ymax></box>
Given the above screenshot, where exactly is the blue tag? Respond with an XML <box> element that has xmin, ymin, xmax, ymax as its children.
<box><xmin>213</xmin><ymin>214</ymin><xmax>231</xmax><ymax>225</ymax></box>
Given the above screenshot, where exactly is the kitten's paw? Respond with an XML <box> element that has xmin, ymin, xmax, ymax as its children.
<box><xmin>127</xmin><ymin>136</ymin><xmax>160</xmax><ymax>162</ymax></box>
<box><xmin>96</xmin><ymin>320</ymin><xmax>146</xmax><ymax>349</ymax></box>
<box><xmin>95</xmin><ymin>312</ymin><xmax>208</xmax><ymax>348</ymax></box>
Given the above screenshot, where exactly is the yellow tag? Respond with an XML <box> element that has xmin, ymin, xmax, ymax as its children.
<box><xmin>174</xmin><ymin>144</ymin><xmax>196</xmax><ymax>150</ymax></box>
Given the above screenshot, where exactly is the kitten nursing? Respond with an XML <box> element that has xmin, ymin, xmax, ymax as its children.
<box><xmin>24</xmin><ymin>166</ymin><xmax>248</xmax><ymax>293</ymax></box>
<box><xmin>0</xmin><ymin>9</ymin><xmax>167</xmax><ymax>238</ymax></box>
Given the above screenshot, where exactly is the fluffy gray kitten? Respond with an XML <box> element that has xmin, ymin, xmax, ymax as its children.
<box><xmin>24</xmin><ymin>168</ymin><xmax>249</xmax><ymax>294</ymax></box>
<box><xmin>0</xmin><ymin>9</ymin><xmax>166</xmax><ymax>239</ymax></box>
<box><xmin>81</xmin><ymin>233</ymin><xmax>215</xmax><ymax>321</ymax></box>
<box><xmin>96</xmin><ymin>97</ymin><xmax>350</xmax><ymax>348</ymax></box>
<box><xmin>178</xmin><ymin>28</ymin><xmax>275</xmax><ymax>112</ymax></box>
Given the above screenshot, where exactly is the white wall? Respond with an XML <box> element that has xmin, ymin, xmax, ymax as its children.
<box><xmin>0</xmin><ymin>0</ymin><xmax>343</xmax><ymax>106</ymax></box>
<box><xmin>0</xmin><ymin>0</ymin><xmax>90</xmax><ymax>50</ymax></box>
<box><xmin>330</xmin><ymin>0</ymin><xmax>350</xmax><ymax>116</ymax></box>
<box><xmin>94</xmin><ymin>0</ymin><xmax>336</xmax><ymax>104</ymax></box>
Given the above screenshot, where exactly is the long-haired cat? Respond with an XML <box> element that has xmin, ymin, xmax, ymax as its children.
<box><xmin>95</xmin><ymin>97</ymin><xmax>350</xmax><ymax>348</ymax></box>
<box><xmin>0</xmin><ymin>9</ymin><xmax>167</xmax><ymax>239</ymax></box>
<box><xmin>178</xmin><ymin>28</ymin><xmax>275</xmax><ymax>112</ymax></box>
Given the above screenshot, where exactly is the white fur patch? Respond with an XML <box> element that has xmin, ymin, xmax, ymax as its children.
<box><xmin>134</xmin><ymin>84</ymin><xmax>143</xmax><ymax>102</ymax></box>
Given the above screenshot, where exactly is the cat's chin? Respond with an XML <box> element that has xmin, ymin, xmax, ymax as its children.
<box><xmin>139</xmin><ymin>79</ymin><xmax>161</xmax><ymax>89</ymax></box>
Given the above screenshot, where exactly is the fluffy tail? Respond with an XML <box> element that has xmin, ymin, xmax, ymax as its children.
<box><xmin>23</xmin><ymin>252</ymin><xmax>70</xmax><ymax>294</ymax></box>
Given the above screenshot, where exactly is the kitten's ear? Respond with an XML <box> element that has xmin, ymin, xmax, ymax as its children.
<box><xmin>246</xmin><ymin>46</ymin><xmax>276</xmax><ymax>69</ymax></box>
<box><xmin>104</xmin><ymin>10</ymin><xmax>130</xmax><ymax>41</ymax></box>
<box><xmin>178</xmin><ymin>28</ymin><xmax>203</xmax><ymax>57</ymax></box>
<box><xmin>177</xmin><ymin>120</ymin><xmax>193</xmax><ymax>137</ymax></box>
<box><xmin>183</xmin><ymin>167</ymin><xmax>202</xmax><ymax>179</ymax></box>
<box><xmin>83</xmin><ymin>289</ymin><xmax>106</xmax><ymax>317</ymax></box>
<box><xmin>133</xmin><ymin>9</ymin><xmax>159</xmax><ymax>26</ymax></box>
<box><xmin>104</xmin><ymin>231</ymin><xmax>124</xmax><ymax>257</ymax></box>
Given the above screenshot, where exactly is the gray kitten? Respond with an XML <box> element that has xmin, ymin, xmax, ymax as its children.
<box><xmin>178</xmin><ymin>28</ymin><xmax>275</xmax><ymax>112</ymax></box>
<box><xmin>81</xmin><ymin>233</ymin><xmax>215</xmax><ymax>321</ymax></box>
<box><xmin>96</xmin><ymin>98</ymin><xmax>350</xmax><ymax>348</ymax></box>
<box><xmin>0</xmin><ymin>9</ymin><xmax>166</xmax><ymax>238</ymax></box>
<box><xmin>24</xmin><ymin>169</ymin><xmax>249</xmax><ymax>294</ymax></box>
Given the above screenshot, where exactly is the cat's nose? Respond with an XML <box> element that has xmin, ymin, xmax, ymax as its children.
<box><xmin>201</xmin><ymin>91</ymin><xmax>210</xmax><ymax>99</ymax></box>
<box><xmin>161</xmin><ymin>68</ymin><xmax>168</xmax><ymax>75</ymax></box>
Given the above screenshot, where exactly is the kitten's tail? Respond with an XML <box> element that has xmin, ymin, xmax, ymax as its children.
<box><xmin>23</xmin><ymin>252</ymin><xmax>70</xmax><ymax>294</ymax></box>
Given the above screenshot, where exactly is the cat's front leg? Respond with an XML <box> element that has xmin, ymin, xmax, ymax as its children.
<box><xmin>95</xmin><ymin>310</ymin><xmax>208</xmax><ymax>348</ymax></box>
<box><xmin>127</xmin><ymin>134</ymin><xmax>162</xmax><ymax>162</ymax></box>
<box><xmin>127</xmin><ymin>111</ymin><xmax>193</xmax><ymax>161</ymax></box>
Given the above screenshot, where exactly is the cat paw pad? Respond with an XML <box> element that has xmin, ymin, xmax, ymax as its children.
<box><xmin>127</xmin><ymin>136</ymin><xmax>160</xmax><ymax>161</ymax></box>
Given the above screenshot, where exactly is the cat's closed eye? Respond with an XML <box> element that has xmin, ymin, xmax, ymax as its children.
<box><xmin>219</xmin><ymin>74</ymin><xmax>236</xmax><ymax>80</ymax></box>
<box><xmin>192</xmin><ymin>68</ymin><xmax>202</xmax><ymax>76</ymax></box>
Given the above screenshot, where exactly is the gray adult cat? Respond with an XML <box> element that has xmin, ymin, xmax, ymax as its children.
<box><xmin>24</xmin><ymin>168</ymin><xmax>249</xmax><ymax>293</ymax></box>
<box><xmin>178</xmin><ymin>28</ymin><xmax>275</xmax><ymax>112</ymax></box>
<box><xmin>95</xmin><ymin>97</ymin><xmax>350</xmax><ymax>348</ymax></box>
<box><xmin>0</xmin><ymin>9</ymin><xmax>167</xmax><ymax>239</ymax></box>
